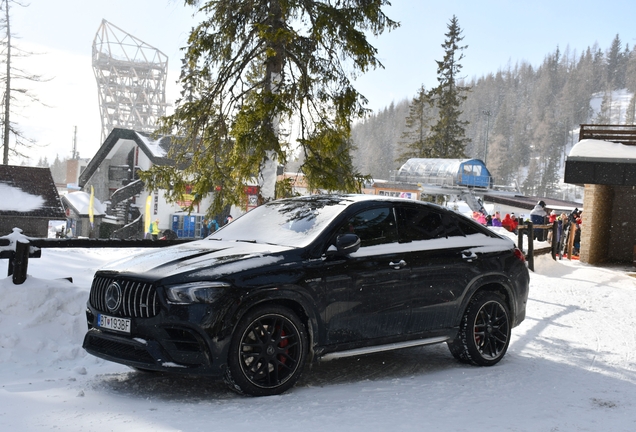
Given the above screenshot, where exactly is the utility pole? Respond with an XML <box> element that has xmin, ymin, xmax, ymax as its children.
<box><xmin>72</xmin><ymin>126</ymin><xmax>78</xmax><ymax>159</ymax></box>
<box><xmin>481</xmin><ymin>110</ymin><xmax>492</xmax><ymax>165</ymax></box>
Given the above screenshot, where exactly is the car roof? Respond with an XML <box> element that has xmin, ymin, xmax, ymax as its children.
<box><xmin>281</xmin><ymin>193</ymin><xmax>430</xmax><ymax>205</ymax></box>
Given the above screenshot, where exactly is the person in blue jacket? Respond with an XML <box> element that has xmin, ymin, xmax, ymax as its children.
<box><xmin>208</xmin><ymin>218</ymin><xmax>219</xmax><ymax>233</ymax></box>
<box><xmin>530</xmin><ymin>200</ymin><xmax>548</xmax><ymax>241</ymax></box>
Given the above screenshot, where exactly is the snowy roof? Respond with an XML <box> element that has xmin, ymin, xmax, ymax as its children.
<box><xmin>62</xmin><ymin>191</ymin><xmax>106</xmax><ymax>216</ymax></box>
<box><xmin>568</xmin><ymin>139</ymin><xmax>636</xmax><ymax>162</ymax></box>
<box><xmin>79</xmin><ymin>128</ymin><xmax>174</xmax><ymax>187</ymax></box>
<box><xmin>0</xmin><ymin>165</ymin><xmax>65</xmax><ymax>218</ymax></box>
<box><xmin>565</xmin><ymin>138</ymin><xmax>636</xmax><ymax>186</ymax></box>
<box><xmin>134</xmin><ymin>131</ymin><xmax>168</xmax><ymax>158</ymax></box>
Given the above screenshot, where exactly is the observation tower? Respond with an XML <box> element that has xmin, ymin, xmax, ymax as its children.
<box><xmin>92</xmin><ymin>20</ymin><xmax>168</xmax><ymax>142</ymax></box>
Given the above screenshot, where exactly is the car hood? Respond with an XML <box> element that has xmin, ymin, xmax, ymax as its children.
<box><xmin>98</xmin><ymin>239</ymin><xmax>294</xmax><ymax>281</ymax></box>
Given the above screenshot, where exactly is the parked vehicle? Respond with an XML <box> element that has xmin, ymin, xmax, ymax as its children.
<box><xmin>83</xmin><ymin>194</ymin><xmax>530</xmax><ymax>396</ymax></box>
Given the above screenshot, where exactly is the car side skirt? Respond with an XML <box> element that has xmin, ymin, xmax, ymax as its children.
<box><xmin>319</xmin><ymin>335</ymin><xmax>451</xmax><ymax>361</ymax></box>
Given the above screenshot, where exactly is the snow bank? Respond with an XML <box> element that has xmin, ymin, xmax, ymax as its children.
<box><xmin>0</xmin><ymin>277</ymin><xmax>88</xmax><ymax>367</ymax></box>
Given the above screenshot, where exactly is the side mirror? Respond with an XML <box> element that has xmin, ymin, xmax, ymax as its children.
<box><xmin>327</xmin><ymin>233</ymin><xmax>360</xmax><ymax>256</ymax></box>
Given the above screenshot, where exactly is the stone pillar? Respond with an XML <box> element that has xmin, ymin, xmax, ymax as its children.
<box><xmin>580</xmin><ymin>184</ymin><xmax>613</xmax><ymax>264</ymax></box>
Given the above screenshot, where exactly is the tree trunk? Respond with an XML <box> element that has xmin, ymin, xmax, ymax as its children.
<box><xmin>3</xmin><ymin>0</ymin><xmax>11</xmax><ymax>165</ymax></box>
<box><xmin>259</xmin><ymin>0</ymin><xmax>284</xmax><ymax>201</ymax></box>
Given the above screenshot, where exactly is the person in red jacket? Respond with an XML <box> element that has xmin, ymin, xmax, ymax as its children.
<box><xmin>501</xmin><ymin>213</ymin><xmax>514</xmax><ymax>232</ymax></box>
<box><xmin>510</xmin><ymin>213</ymin><xmax>519</xmax><ymax>233</ymax></box>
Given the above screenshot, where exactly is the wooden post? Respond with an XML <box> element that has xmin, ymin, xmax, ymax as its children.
<box><xmin>527</xmin><ymin>221</ymin><xmax>534</xmax><ymax>272</ymax></box>
<box><xmin>12</xmin><ymin>240</ymin><xmax>30</xmax><ymax>285</ymax></box>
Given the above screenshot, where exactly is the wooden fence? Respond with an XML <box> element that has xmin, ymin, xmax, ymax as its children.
<box><xmin>0</xmin><ymin>236</ymin><xmax>194</xmax><ymax>285</ymax></box>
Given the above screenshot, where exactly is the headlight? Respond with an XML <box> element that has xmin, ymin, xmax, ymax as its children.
<box><xmin>164</xmin><ymin>281</ymin><xmax>230</xmax><ymax>304</ymax></box>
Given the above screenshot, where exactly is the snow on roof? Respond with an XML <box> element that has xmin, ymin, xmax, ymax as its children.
<box><xmin>0</xmin><ymin>182</ymin><xmax>45</xmax><ymax>212</ymax></box>
<box><xmin>568</xmin><ymin>139</ymin><xmax>636</xmax><ymax>160</ymax></box>
<box><xmin>64</xmin><ymin>191</ymin><xmax>106</xmax><ymax>216</ymax></box>
<box><xmin>135</xmin><ymin>131</ymin><xmax>167</xmax><ymax>158</ymax></box>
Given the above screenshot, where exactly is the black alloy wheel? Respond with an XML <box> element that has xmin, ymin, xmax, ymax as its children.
<box><xmin>226</xmin><ymin>305</ymin><xmax>307</xmax><ymax>396</ymax></box>
<box><xmin>448</xmin><ymin>291</ymin><xmax>511</xmax><ymax>366</ymax></box>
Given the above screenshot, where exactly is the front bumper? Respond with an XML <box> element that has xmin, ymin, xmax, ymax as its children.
<box><xmin>83</xmin><ymin>304</ymin><xmax>229</xmax><ymax>376</ymax></box>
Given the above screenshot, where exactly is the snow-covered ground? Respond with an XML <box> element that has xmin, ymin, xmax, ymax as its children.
<box><xmin>1</xmin><ymin>246</ymin><xmax>636</xmax><ymax>431</ymax></box>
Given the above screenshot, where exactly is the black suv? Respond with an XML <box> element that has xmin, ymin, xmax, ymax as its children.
<box><xmin>83</xmin><ymin>194</ymin><xmax>529</xmax><ymax>396</ymax></box>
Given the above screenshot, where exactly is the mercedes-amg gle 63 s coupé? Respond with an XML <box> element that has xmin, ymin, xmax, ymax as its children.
<box><xmin>83</xmin><ymin>194</ymin><xmax>529</xmax><ymax>396</ymax></box>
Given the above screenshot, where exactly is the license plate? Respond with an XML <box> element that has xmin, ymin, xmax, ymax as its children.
<box><xmin>98</xmin><ymin>314</ymin><xmax>131</xmax><ymax>333</ymax></box>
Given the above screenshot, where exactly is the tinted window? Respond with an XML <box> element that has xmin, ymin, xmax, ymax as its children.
<box><xmin>455</xmin><ymin>217</ymin><xmax>483</xmax><ymax>236</ymax></box>
<box><xmin>398</xmin><ymin>205</ymin><xmax>488</xmax><ymax>240</ymax></box>
<box><xmin>399</xmin><ymin>206</ymin><xmax>447</xmax><ymax>241</ymax></box>
<box><xmin>338</xmin><ymin>207</ymin><xmax>397</xmax><ymax>247</ymax></box>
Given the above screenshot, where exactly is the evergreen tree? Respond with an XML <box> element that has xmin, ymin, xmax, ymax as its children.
<box><xmin>49</xmin><ymin>155</ymin><xmax>66</xmax><ymax>184</ymax></box>
<box><xmin>424</xmin><ymin>15</ymin><xmax>470</xmax><ymax>158</ymax></box>
<box><xmin>139</xmin><ymin>0</ymin><xmax>398</xmax><ymax>214</ymax></box>
<box><xmin>396</xmin><ymin>85</ymin><xmax>434</xmax><ymax>164</ymax></box>
<box><xmin>351</xmin><ymin>99</ymin><xmax>409</xmax><ymax>179</ymax></box>
<box><xmin>606</xmin><ymin>34</ymin><xmax>625</xmax><ymax>89</ymax></box>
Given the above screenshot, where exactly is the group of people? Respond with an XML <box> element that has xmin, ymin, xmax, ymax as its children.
<box><xmin>201</xmin><ymin>215</ymin><xmax>233</xmax><ymax>238</ymax></box>
<box><xmin>558</xmin><ymin>208</ymin><xmax>583</xmax><ymax>256</ymax></box>
<box><xmin>471</xmin><ymin>201</ymin><xmax>583</xmax><ymax>256</ymax></box>
<box><xmin>471</xmin><ymin>210</ymin><xmax>519</xmax><ymax>233</ymax></box>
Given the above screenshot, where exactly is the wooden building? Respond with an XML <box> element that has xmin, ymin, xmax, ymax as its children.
<box><xmin>0</xmin><ymin>165</ymin><xmax>66</xmax><ymax>238</ymax></box>
<box><xmin>564</xmin><ymin>124</ymin><xmax>636</xmax><ymax>265</ymax></box>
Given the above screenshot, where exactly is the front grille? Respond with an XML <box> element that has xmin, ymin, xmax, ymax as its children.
<box><xmin>90</xmin><ymin>276</ymin><xmax>160</xmax><ymax>318</ymax></box>
<box><xmin>85</xmin><ymin>334</ymin><xmax>155</xmax><ymax>363</ymax></box>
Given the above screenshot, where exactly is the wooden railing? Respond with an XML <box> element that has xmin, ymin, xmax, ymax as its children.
<box><xmin>516</xmin><ymin>222</ymin><xmax>559</xmax><ymax>271</ymax></box>
<box><xmin>0</xmin><ymin>230</ymin><xmax>195</xmax><ymax>285</ymax></box>
<box><xmin>516</xmin><ymin>220</ymin><xmax>581</xmax><ymax>271</ymax></box>
<box><xmin>579</xmin><ymin>124</ymin><xmax>636</xmax><ymax>146</ymax></box>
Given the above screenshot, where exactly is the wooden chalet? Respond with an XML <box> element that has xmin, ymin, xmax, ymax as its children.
<box><xmin>0</xmin><ymin>165</ymin><xmax>66</xmax><ymax>237</ymax></box>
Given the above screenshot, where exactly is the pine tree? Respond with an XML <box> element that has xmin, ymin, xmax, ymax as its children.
<box><xmin>396</xmin><ymin>85</ymin><xmax>434</xmax><ymax>164</ymax></box>
<box><xmin>606</xmin><ymin>34</ymin><xmax>625</xmax><ymax>89</ymax></box>
<box><xmin>139</xmin><ymin>0</ymin><xmax>398</xmax><ymax>214</ymax></box>
<box><xmin>424</xmin><ymin>15</ymin><xmax>470</xmax><ymax>159</ymax></box>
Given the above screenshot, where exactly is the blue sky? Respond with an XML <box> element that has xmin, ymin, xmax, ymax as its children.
<box><xmin>9</xmin><ymin>0</ymin><xmax>636</xmax><ymax>165</ymax></box>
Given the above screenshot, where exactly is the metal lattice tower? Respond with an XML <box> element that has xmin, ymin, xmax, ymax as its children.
<box><xmin>92</xmin><ymin>19</ymin><xmax>168</xmax><ymax>142</ymax></box>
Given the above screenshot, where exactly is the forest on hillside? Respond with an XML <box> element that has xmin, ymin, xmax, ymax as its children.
<box><xmin>352</xmin><ymin>35</ymin><xmax>636</xmax><ymax>201</ymax></box>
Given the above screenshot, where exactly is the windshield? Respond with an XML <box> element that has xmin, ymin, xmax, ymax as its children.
<box><xmin>208</xmin><ymin>196</ymin><xmax>351</xmax><ymax>247</ymax></box>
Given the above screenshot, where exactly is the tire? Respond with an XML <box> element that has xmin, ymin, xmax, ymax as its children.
<box><xmin>225</xmin><ymin>305</ymin><xmax>307</xmax><ymax>396</ymax></box>
<box><xmin>447</xmin><ymin>338</ymin><xmax>470</xmax><ymax>363</ymax></box>
<box><xmin>448</xmin><ymin>291</ymin><xmax>511</xmax><ymax>366</ymax></box>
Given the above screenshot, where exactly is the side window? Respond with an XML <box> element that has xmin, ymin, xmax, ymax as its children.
<box><xmin>439</xmin><ymin>210</ymin><xmax>484</xmax><ymax>237</ymax></box>
<box><xmin>455</xmin><ymin>217</ymin><xmax>485</xmax><ymax>236</ymax></box>
<box><xmin>338</xmin><ymin>207</ymin><xmax>398</xmax><ymax>247</ymax></box>
<box><xmin>399</xmin><ymin>206</ymin><xmax>447</xmax><ymax>241</ymax></box>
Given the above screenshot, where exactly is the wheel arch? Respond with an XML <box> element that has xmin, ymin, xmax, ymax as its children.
<box><xmin>455</xmin><ymin>275</ymin><xmax>517</xmax><ymax>326</ymax></box>
<box><xmin>228</xmin><ymin>286</ymin><xmax>320</xmax><ymax>361</ymax></box>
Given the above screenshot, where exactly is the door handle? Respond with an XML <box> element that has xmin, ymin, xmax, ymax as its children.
<box><xmin>462</xmin><ymin>251</ymin><xmax>478</xmax><ymax>261</ymax></box>
<box><xmin>389</xmin><ymin>260</ymin><xmax>406</xmax><ymax>269</ymax></box>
